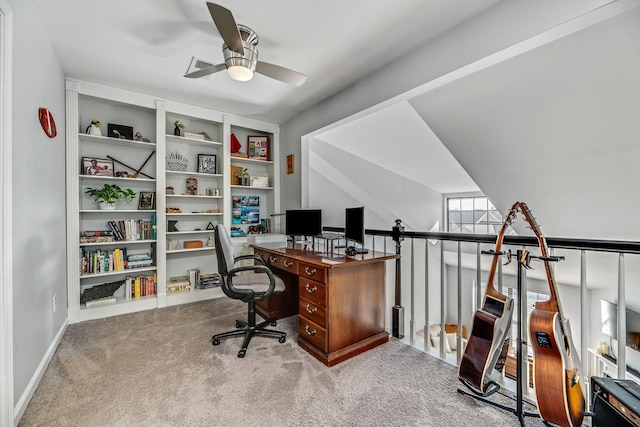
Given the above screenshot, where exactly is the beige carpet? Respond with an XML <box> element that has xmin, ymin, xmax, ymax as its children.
<box><xmin>19</xmin><ymin>298</ymin><xmax>545</xmax><ymax>426</ymax></box>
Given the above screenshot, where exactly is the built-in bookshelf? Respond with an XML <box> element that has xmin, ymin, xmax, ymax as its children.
<box><xmin>66</xmin><ymin>78</ymin><xmax>280</xmax><ymax>322</ymax></box>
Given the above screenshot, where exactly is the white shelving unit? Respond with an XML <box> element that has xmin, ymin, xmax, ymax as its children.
<box><xmin>66</xmin><ymin>79</ymin><xmax>280</xmax><ymax>322</ymax></box>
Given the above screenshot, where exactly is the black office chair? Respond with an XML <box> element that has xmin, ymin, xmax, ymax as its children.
<box><xmin>212</xmin><ymin>224</ymin><xmax>287</xmax><ymax>358</ymax></box>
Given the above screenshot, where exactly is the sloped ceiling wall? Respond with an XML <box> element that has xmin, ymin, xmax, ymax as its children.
<box><xmin>409</xmin><ymin>6</ymin><xmax>640</xmax><ymax>241</ymax></box>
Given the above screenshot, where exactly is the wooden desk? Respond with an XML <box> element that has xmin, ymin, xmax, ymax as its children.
<box><xmin>251</xmin><ymin>244</ymin><xmax>398</xmax><ymax>366</ymax></box>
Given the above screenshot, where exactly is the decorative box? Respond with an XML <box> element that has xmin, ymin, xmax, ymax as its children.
<box><xmin>184</xmin><ymin>240</ymin><xmax>204</xmax><ymax>249</ymax></box>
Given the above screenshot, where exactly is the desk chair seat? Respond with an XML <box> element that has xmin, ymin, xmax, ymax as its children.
<box><xmin>212</xmin><ymin>224</ymin><xmax>287</xmax><ymax>358</ymax></box>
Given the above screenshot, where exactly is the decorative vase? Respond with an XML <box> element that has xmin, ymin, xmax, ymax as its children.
<box><xmin>241</xmin><ymin>176</ymin><xmax>249</xmax><ymax>186</ymax></box>
<box><xmin>98</xmin><ymin>201</ymin><xmax>116</xmax><ymax>210</ymax></box>
<box><xmin>174</xmin><ymin>126</ymin><xmax>181</xmax><ymax>136</ymax></box>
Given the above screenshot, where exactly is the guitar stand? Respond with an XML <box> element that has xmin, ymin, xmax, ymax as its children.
<box><xmin>457</xmin><ymin>249</ymin><xmax>541</xmax><ymax>427</ymax></box>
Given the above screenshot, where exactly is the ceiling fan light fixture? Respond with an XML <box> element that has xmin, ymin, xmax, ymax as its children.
<box><xmin>222</xmin><ymin>37</ymin><xmax>258</xmax><ymax>82</ymax></box>
<box><xmin>227</xmin><ymin>65</ymin><xmax>254</xmax><ymax>81</ymax></box>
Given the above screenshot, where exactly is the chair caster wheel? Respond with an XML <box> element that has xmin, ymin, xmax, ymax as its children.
<box><xmin>271</xmin><ymin>321</ymin><xmax>277</xmax><ymax>326</ymax></box>
<box><xmin>212</xmin><ymin>338</ymin><xmax>220</xmax><ymax>346</ymax></box>
<box><xmin>279</xmin><ymin>336</ymin><xmax>286</xmax><ymax>343</ymax></box>
<box><xmin>235</xmin><ymin>320</ymin><xmax>243</xmax><ymax>328</ymax></box>
<box><xmin>237</xmin><ymin>350</ymin><xmax>246</xmax><ymax>358</ymax></box>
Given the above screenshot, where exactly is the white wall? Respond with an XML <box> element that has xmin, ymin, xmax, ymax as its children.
<box><xmin>8</xmin><ymin>0</ymin><xmax>67</xmax><ymax>418</ymax></box>
<box><xmin>280</xmin><ymin>0</ymin><xmax>611</xmax><ymax>210</ymax></box>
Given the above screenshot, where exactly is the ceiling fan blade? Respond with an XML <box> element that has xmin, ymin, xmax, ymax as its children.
<box><xmin>184</xmin><ymin>63</ymin><xmax>226</xmax><ymax>79</ymax></box>
<box><xmin>206</xmin><ymin>2</ymin><xmax>244</xmax><ymax>54</ymax></box>
<box><xmin>255</xmin><ymin>61</ymin><xmax>307</xmax><ymax>86</ymax></box>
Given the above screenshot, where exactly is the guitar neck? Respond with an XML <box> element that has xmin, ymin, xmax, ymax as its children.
<box><xmin>519</xmin><ymin>203</ymin><xmax>566</xmax><ymax>324</ymax></box>
<box><xmin>486</xmin><ymin>202</ymin><xmax>521</xmax><ymax>298</ymax></box>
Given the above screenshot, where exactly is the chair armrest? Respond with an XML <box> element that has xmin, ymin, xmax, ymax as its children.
<box><xmin>227</xmin><ymin>264</ymin><xmax>276</xmax><ymax>297</ymax></box>
<box><xmin>234</xmin><ymin>254</ymin><xmax>267</xmax><ymax>265</ymax></box>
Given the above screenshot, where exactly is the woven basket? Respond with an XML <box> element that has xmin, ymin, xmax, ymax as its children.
<box><xmin>167</xmin><ymin>161</ymin><xmax>187</xmax><ymax>172</ymax></box>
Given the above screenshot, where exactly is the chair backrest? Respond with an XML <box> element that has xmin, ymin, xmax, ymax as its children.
<box><xmin>214</xmin><ymin>224</ymin><xmax>235</xmax><ymax>276</ymax></box>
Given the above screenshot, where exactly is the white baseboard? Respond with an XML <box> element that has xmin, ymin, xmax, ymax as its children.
<box><xmin>13</xmin><ymin>319</ymin><xmax>68</xmax><ymax>426</ymax></box>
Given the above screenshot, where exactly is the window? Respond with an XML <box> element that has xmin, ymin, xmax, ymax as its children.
<box><xmin>447</xmin><ymin>195</ymin><xmax>515</xmax><ymax>235</ymax></box>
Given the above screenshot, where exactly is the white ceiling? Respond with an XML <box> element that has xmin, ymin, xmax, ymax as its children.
<box><xmin>31</xmin><ymin>0</ymin><xmax>500</xmax><ymax>124</ymax></box>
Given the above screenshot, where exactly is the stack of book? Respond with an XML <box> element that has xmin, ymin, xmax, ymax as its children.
<box><xmin>80</xmin><ymin>230</ymin><xmax>115</xmax><ymax>243</ymax></box>
<box><xmin>199</xmin><ymin>273</ymin><xmax>221</xmax><ymax>289</ymax></box>
<box><xmin>126</xmin><ymin>253</ymin><xmax>153</xmax><ymax>269</ymax></box>
<box><xmin>166</xmin><ymin>275</ymin><xmax>191</xmax><ymax>294</ymax></box>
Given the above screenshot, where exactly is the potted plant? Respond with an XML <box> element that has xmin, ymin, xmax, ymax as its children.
<box><xmin>174</xmin><ymin>120</ymin><xmax>185</xmax><ymax>136</ymax></box>
<box><xmin>235</xmin><ymin>168</ymin><xmax>249</xmax><ymax>186</ymax></box>
<box><xmin>85</xmin><ymin>184</ymin><xmax>136</xmax><ymax>210</ymax></box>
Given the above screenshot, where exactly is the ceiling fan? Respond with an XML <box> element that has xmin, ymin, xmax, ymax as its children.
<box><xmin>184</xmin><ymin>2</ymin><xmax>307</xmax><ymax>86</ymax></box>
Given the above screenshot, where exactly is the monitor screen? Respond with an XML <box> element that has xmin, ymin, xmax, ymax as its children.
<box><xmin>285</xmin><ymin>209</ymin><xmax>322</xmax><ymax>237</ymax></box>
<box><xmin>601</xmin><ymin>299</ymin><xmax>618</xmax><ymax>340</ymax></box>
<box><xmin>345</xmin><ymin>206</ymin><xmax>364</xmax><ymax>245</ymax></box>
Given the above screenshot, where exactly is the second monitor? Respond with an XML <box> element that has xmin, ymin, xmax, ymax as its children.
<box><xmin>345</xmin><ymin>206</ymin><xmax>368</xmax><ymax>254</ymax></box>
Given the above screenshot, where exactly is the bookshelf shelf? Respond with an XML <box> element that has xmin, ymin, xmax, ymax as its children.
<box><xmin>166</xmin><ymin>247</ymin><xmax>215</xmax><ymax>254</ymax></box>
<box><xmin>167</xmin><ymin>230</ymin><xmax>214</xmax><ymax>235</ymax></box>
<box><xmin>79</xmin><ymin>133</ymin><xmax>157</xmax><ymax>148</ymax></box>
<box><xmin>79</xmin><ymin>175</ymin><xmax>156</xmax><ymax>183</ymax></box>
<box><xmin>166</xmin><ymin>194</ymin><xmax>222</xmax><ymax>199</ymax></box>
<box><xmin>79</xmin><ymin>239</ymin><xmax>156</xmax><ymax>246</ymax></box>
<box><xmin>80</xmin><ymin>209</ymin><xmax>156</xmax><ymax>213</ymax></box>
<box><xmin>230</xmin><ymin>157</ymin><xmax>274</xmax><ymax>166</ymax></box>
<box><xmin>79</xmin><ymin>266</ymin><xmax>157</xmax><ymax>279</ymax></box>
<box><xmin>166</xmin><ymin>170</ymin><xmax>223</xmax><ymax>179</ymax></box>
<box><xmin>230</xmin><ymin>185</ymin><xmax>274</xmax><ymax>190</ymax></box>
<box><xmin>66</xmin><ymin>78</ymin><xmax>280</xmax><ymax>323</ymax></box>
<box><xmin>165</xmin><ymin>134</ymin><xmax>223</xmax><ymax>148</ymax></box>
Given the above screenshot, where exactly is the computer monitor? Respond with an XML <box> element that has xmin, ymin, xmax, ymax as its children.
<box><xmin>345</xmin><ymin>206</ymin><xmax>364</xmax><ymax>245</ymax></box>
<box><xmin>285</xmin><ymin>209</ymin><xmax>322</xmax><ymax>237</ymax></box>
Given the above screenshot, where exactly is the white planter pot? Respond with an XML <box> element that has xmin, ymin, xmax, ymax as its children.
<box><xmin>99</xmin><ymin>201</ymin><xmax>117</xmax><ymax>210</ymax></box>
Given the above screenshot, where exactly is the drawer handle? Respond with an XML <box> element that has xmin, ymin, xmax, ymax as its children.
<box><xmin>304</xmin><ymin>325</ymin><xmax>317</xmax><ymax>336</ymax></box>
<box><xmin>305</xmin><ymin>267</ymin><xmax>316</xmax><ymax>276</ymax></box>
<box><xmin>268</xmin><ymin>256</ymin><xmax>278</xmax><ymax>263</ymax></box>
<box><xmin>305</xmin><ymin>304</ymin><xmax>317</xmax><ymax>314</ymax></box>
<box><xmin>304</xmin><ymin>283</ymin><xmax>317</xmax><ymax>293</ymax></box>
<box><xmin>283</xmin><ymin>260</ymin><xmax>293</xmax><ymax>268</ymax></box>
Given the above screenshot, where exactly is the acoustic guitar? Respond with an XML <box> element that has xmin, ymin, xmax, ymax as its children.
<box><xmin>519</xmin><ymin>203</ymin><xmax>584</xmax><ymax>427</ymax></box>
<box><xmin>458</xmin><ymin>201</ymin><xmax>520</xmax><ymax>396</ymax></box>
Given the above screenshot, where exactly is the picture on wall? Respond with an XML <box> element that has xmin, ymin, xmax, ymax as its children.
<box><xmin>232</xmin><ymin>195</ymin><xmax>260</xmax><ymax>224</ymax></box>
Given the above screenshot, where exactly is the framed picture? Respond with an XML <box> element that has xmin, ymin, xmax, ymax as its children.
<box><xmin>250</xmin><ymin>175</ymin><xmax>269</xmax><ymax>188</ymax></box>
<box><xmin>286</xmin><ymin>154</ymin><xmax>295</xmax><ymax>174</ymax></box>
<box><xmin>138</xmin><ymin>192</ymin><xmax>156</xmax><ymax>210</ymax></box>
<box><xmin>198</xmin><ymin>154</ymin><xmax>217</xmax><ymax>174</ymax></box>
<box><xmin>82</xmin><ymin>157</ymin><xmax>114</xmax><ymax>176</ymax></box>
<box><xmin>248</xmin><ymin>135</ymin><xmax>269</xmax><ymax>160</ymax></box>
<box><xmin>107</xmin><ymin>123</ymin><xmax>133</xmax><ymax>140</ymax></box>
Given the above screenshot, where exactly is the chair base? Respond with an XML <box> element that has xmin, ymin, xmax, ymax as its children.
<box><xmin>212</xmin><ymin>316</ymin><xmax>287</xmax><ymax>358</ymax></box>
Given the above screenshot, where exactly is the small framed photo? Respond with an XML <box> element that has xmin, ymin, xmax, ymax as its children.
<box><xmin>248</xmin><ymin>135</ymin><xmax>269</xmax><ymax>160</ymax></box>
<box><xmin>138</xmin><ymin>192</ymin><xmax>156</xmax><ymax>210</ymax></box>
<box><xmin>82</xmin><ymin>157</ymin><xmax>114</xmax><ymax>176</ymax></box>
<box><xmin>107</xmin><ymin>123</ymin><xmax>133</xmax><ymax>140</ymax></box>
<box><xmin>250</xmin><ymin>175</ymin><xmax>269</xmax><ymax>188</ymax></box>
<box><xmin>198</xmin><ymin>154</ymin><xmax>217</xmax><ymax>174</ymax></box>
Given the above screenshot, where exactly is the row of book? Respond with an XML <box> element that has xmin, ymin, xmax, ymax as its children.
<box><xmin>80</xmin><ymin>247</ymin><xmax>153</xmax><ymax>275</ymax></box>
<box><xmin>107</xmin><ymin>217</ymin><xmax>156</xmax><ymax>241</ymax></box>
<box><xmin>166</xmin><ymin>270</ymin><xmax>221</xmax><ymax>294</ymax></box>
<box><xmin>80</xmin><ymin>215</ymin><xmax>157</xmax><ymax>243</ymax></box>
<box><xmin>125</xmin><ymin>274</ymin><xmax>156</xmax><ymax>299</ymax></box>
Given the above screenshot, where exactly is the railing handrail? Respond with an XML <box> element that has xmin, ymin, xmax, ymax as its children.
<box><xmin>364</xmin><ymin>228</ymin><xmax>640</xmax><ymax>254</ymax></box>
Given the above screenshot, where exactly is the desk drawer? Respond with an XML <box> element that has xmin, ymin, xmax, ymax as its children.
<box><xmin>299</xmin><ymin>278</ymin><xmax>327</xmax><ymax>307</ymax></box>
<box><xmin>299</xmin><ymin>262</ymin><xmax>326</xmax><ymax>284</ymax></box>
<box><xmin>299</xmin><ymin>298</ymin><xmax>326</xmax><ymax>327</ymax></box>
<box><xmin>298</xmin><ymin>316</ymin><xmax>327</xmax><ymax>351</ymax></box>
<box><xmin>256</xmin><ymin>251</ymin><xmax>299</xmax><ymax>275</ymax></box>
